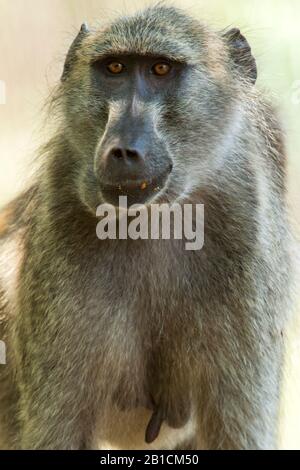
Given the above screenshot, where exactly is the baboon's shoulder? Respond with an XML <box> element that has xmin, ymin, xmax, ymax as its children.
<box><xmin>0</xmin><ymin>186</ymin><xmax>38</xmax><ymax>331</ymax></box>
<box><xmin>0</xmin><ymin>186</ymin><xmax>37</xmax><ymax>239</ymax></box>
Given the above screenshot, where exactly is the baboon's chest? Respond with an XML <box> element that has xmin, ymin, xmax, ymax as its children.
<box><xmin>89</xmin><ymin>241</ymin><xmax>200</xmax><ymax>448</ymax></box>
<box><xmin>93</xmin><ymin>297</ymin><xmax>198</xmax><ymax>450</ymax></box>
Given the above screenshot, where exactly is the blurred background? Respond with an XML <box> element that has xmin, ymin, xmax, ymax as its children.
<box><xmin>0</xmin><ymin>0</ymin><xmax>299</xmax><ymax>449</ymax></box>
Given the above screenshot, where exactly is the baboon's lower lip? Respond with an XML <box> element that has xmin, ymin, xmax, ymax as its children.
<box><xmin>100</xmin><ymin>170</ymin><xmax>171</xmax><ymax>206</ymax></box>
<box><xmin>102</xmin><ymin>177</ymin><xmax>159</xmax><ymax>192</ymax></box>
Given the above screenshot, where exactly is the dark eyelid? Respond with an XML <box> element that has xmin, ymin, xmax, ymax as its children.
<box><xmin>91</xmin><ymin>57</ymin><xmax>125</xmax><ymax>67</ymax></box>
<box><xmin>106</xmin><ymin>60</ymin><xmax>124</xmax><ymax>66</ymax></box>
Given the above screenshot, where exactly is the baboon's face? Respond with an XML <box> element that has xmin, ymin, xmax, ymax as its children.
<box><xmin>61</xmin><ymin>8</ymin><xmax>254</xmax><ymax>211</ymax></box>
<box><xmin>90</xmin><ymin>54</ymin><xmax>182</xmax><ymax>207</ymax></box>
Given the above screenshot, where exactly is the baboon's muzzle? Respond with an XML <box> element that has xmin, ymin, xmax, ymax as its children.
<box><xmin>95</xmin><ymin>111</ymin><xmax>172</xmax><ymax>207</ymax></box>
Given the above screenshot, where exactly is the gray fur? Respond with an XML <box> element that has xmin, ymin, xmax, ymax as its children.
<box><xmin>0</xmin><ymin>5</ymin><xmax>294</xmax><ymax>449</ymax></box>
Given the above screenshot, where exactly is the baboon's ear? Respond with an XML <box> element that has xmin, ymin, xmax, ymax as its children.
<box><xmin>61</xmin><ymin>23</ymin><xmax>89</xmax><ymax>81</ymax></box>
<box><xmin>223</xmin><ymin>28</ymin><xmax>257</xmax><ymax>84</ymax></box>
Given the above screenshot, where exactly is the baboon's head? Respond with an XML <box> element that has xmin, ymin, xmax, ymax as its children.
<box><xmin>59</xmin><ymin>6</ymin><xmax>256</xmax><ymax>210</ymax></box>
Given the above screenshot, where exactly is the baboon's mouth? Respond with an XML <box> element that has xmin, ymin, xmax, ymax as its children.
<box><xmin>100</xmin><ymin>168</ymin><xmax>172</xmax><ymax>207</ymax></box>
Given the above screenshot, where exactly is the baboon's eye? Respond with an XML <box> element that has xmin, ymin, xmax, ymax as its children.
<box><xmin>106</xmin><ymin>61</ymin><xmax>125</xmax><ymax>74</ymax></box>
<box><xmin>152</xmin><ymin>62</ymin><xmax>171</xmax><ymax>76</ymax></box>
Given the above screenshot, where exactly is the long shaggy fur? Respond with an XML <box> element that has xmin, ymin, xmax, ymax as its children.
<box><xmin>0</xmin><ymin>5</ymin><xmax>294</xmax><ymax>449</ymax></box>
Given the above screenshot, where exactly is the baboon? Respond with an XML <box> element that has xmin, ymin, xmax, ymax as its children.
<box><xmin>0</xmin><ymin>5</ymin><xmax>294</xmax><ymax>449</ymax></box>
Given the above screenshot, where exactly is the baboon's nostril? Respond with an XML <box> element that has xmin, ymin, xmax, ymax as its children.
<box><xmin>108</xmin><ymin>147</ymin><xmax>143</xmax><ymax>161</ymax></box>
<box><xmin>126</xmin><ymin>149</ymin><xmax>140</xmax><ymax>159</ymax></box>
<box><xmin>111</xmin><ymin>148</ymin><xmax>124</xmax><ymax>159</ymax></box>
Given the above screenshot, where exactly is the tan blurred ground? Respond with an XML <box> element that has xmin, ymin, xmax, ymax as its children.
<box><xmin>0</xmin><ymin>0</ymin><xmax>299</xmax><ymax>449</ymax></box>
